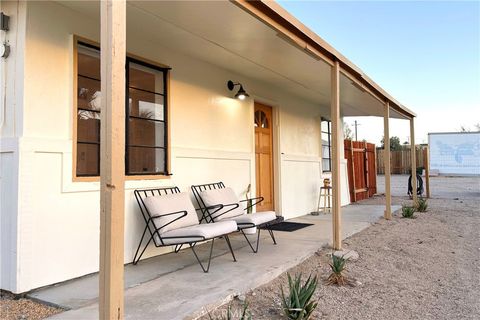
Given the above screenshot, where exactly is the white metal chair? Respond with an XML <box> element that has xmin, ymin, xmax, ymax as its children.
<box><xmin>133</xmin><ymin>186</ymin><xmax>238</xmax><ymax>272</ymax></box>
<box><xmin>191</xmin><ymin>182</ymin><xmax>279</xmax><ymax>253</ymax></box>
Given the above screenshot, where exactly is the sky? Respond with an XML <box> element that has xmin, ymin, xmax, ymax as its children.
<box><xmin>278</xmin><ymin>0</ymin><xmax>480</xmax><ymax>145</ymax></box>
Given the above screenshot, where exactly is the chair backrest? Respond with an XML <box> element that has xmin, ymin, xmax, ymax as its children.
<box><xmin>134</xmin><ymin>186</ymin><xmax>181</xmax><ymax>246</ymax></box>
<box><xmin>191</xmin><ymin>182</ymin><xmax>226</xmax><ymax>223</ymax></box>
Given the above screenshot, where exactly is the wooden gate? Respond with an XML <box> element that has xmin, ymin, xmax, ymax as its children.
<box><xmin>344</xmin><ymin>140</ymin><xmax>377</xmax><ymax>202</ymax></box>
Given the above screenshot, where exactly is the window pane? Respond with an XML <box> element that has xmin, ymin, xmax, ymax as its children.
<box><xmin>322</xmin><ymin>159</ymin><xmax>331</xmax><ymax>172</ymax></box>
<box><xmin>127</xmin><ymin>147</ymin><xmax>165</xmax><ymax>174</ymax></box>
<box><xmin>78</xmin><ymin>76</ymin><xmax>101</xmax><ymax>111</ymax></box>
<box><xmin>128</xmin><ymin>88</ymin><xmax>164</xmax><ymax>120</ymax></box>
<box><xmin>76</xmin><ymin>143</ymin><xmax>99</xmax><ymax>176</ymax></box>
<box><xmin>78</xmin><ymin>45</ymin><xmax>100</xmax><ymax>80</ymax></box>
<box><xmin>322</xmin><ymin>132</ymin><xmax>330</xmax><ymax>145</ymax></box>
<box><xmin>129</xmin><ymin>62</ymin><xmax>164</xmax><ymax>94</ymax></box>
<box><xmin>77</xmin><ymin>113</ymin><xmax>100</xmax><ymax>143</ymax></box>
<box><xmin>128</xmin><ymin>118</ymin><xmax>165</xmax><ymax>147</ymax></box>
<box><xmin>322</xmin><ymin>145</ymin><xmax>331</xmax><ymax>159</ymax></box>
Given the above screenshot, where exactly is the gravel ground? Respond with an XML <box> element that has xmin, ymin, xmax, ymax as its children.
<box><xmin>0</xmin><ymin>291</ymin><xmax>62</xmax><ymax>320</ymax></box>
<box><xmin>202</xmin><ymin>177</ymin><xmax>480</xmax><ymax>320</ymax></box>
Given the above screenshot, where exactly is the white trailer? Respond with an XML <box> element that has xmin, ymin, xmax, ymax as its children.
<box><xmin>429</xmin><ymin>132</ymin><xmax>480</xmax><ymax>176</ymax></box>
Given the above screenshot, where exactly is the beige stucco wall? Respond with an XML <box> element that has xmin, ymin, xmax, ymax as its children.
<box><xmin>2</xmin><ymin>1</ymin><xmax>350</xmax><ymax>293</ymax></box>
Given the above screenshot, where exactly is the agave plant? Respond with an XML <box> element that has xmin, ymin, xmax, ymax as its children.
<box><xmin>401</xmin><ymin>205</ymin><xmax>416</xmax><ymax>218</ymax></box>
<box><xmin>281</xmin><ymin>273</ymin><xmax>318</xmax><ymax>320</ymax></box>
<box><xmin>207</xmin><ymin>302</ymin><xmax>252</xmax><ymax>320</ymax></box>
<box><xmin>327</xmin><ymin>254</ymin><xmax>350</xmax><ymax>286</ymax></box>
<box><xmin>416</xmin><ymin>198</ymin><xmax>428</xmax><ymax>212</ymax></box>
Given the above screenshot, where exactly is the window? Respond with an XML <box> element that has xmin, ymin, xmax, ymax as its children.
<box><xmin>321</xmin><ymin>119</ymin><xmax>332</xmax><ymax>172</ymax></box>
<box><xmin>254</xmin><ymin>110</ymin><xmax>269</xmax><ymax>128</ymax></box>
<box><xmin>126</xmin><ymin>59</ymin><xmax>168</xmax><ymax>175</ymax></box>
<box><xmin>75</xmin><ymin>41</ymin><xmax>169</xmax><ymax>177</ymax></box>
<box><xmin>76</xmin><ymin>44</ymin><xmax>101</xmax><ymax>176</ymax></box>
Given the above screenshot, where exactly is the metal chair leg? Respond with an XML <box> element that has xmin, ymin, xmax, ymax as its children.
<box><xmin>224</xmin><ymin>235</ymin><xmax>237</xmax><ymax>262</ymax></box>
<box><xmin>267</xmin><ymin>228</ymin><xmax>277</xmax><ymax>245</ymax></box>
<box><xmin>189</xmin><ymin>239</ymin><xmax>215</xmax><ymax>273</ymax></box>
<box><xmin>132</xmin><ymin>225</ymin><xmax>153</xmax><ymax>265</ymax></box>
<box><xmin>241</xmin><ymin>228</ymin><xmax>261</xmax><ymax>253</ymax></box>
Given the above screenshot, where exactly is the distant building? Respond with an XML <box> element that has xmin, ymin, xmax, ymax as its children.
<box><xmin>429</xmin><ymin>132</ymin><xmax>480</xmax><ymax>175</ymax></box>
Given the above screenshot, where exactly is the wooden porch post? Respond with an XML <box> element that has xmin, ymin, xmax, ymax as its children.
<box><xmin>410</xmin><ymin>117</ymin><xmax>418</xmax><ymax>204</ymax></box>
<box><xmin>99</xmin><ymin>1</ymin><xmax>126</xmax><ymax>319</ymax></box>
<box><xmin>425</xmin><ymin>146</ymin><xmax>431</xmax><ymax>198</ymax></box>
<box><xmin>331</xmin><ymin>61</ymin><xmax>342</xmax><ymax>250</ymax></box>
<box><xmin>383</xmin><ymin>102</ymin><xmax>392</xmax><ymax>219</ymax></box>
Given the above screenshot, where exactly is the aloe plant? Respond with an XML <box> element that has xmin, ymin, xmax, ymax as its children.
<box><xmin>281</xmin><ymin>273</ymin><xmax>318</xmax><ymax>320</ymax></box>
<box><xmin>401</xmin><ymin>205</ymin><xmax>416</xmax><ymax>218</ymax></box>
<box><xmin>245</xmin><ymin>184</ymin><xmax>253</xmax><ymax>214</ymax></box>
<box><xmin>327</xmin><ymin>254</ymin><xmax>350</xmax><ymax>286</ymax></box>
<box><xmin>416</xmin><ymin>198</ymin><xmax>428</xmax><ymax>212</ymax></box>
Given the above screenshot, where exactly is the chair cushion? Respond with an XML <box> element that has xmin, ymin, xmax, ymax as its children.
<box><xmin>143</xmin><ymin>192</ymin><xmax>199</xmax><ymax>235</ymax></box>
<box><xmin>230</xmin><ymin>211</ymin><xmax>276</xmax><ymax>227</ymax></box>
<box><xmin>159</xmin><ymin>220</ymin><xmax>238</xmax><ymax>245</ymax></box>
<box><xmin>200</xmin><ymin>187</ymin><xmax>244</xmax><ymax>221</ymax></box>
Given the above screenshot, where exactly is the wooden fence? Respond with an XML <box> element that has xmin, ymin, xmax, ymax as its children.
<box><xmin>344</xmin><ymin>140</ymin><xmax>377</xmax><ymax>202</ymax></box>
<box><xmin>376</xmin><ymin>147</ymin><xmax>428</xmax><ymax>174</ymax></box>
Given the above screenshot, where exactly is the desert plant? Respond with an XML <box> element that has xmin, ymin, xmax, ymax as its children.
<box><xmin>207</xmin><ymin>302</ymin><xmax>252</xmax><ymax>320</ymax></box>
<box><xmin>416</xmin><ymin>198</ymin><xmax>428</xmax><ymax>212</ymax></box>
<box><xmin>401</xmin><ymin>205</ymin><xmax>416</xmax><ymax>218</ymax></box>
<box><xmin>326</xmin><ymin>254</ymin><xmax>350</xmax><ymax>286</ymax></box>
<box><xmin>281</xmin><ymin>273</ymin><xmax>318</xmax><ymax>320</ymax></box>
<box><xmin>245</xmin><ymin>184</ymin><xmax>253</xmax><ymax>214</ymax></box>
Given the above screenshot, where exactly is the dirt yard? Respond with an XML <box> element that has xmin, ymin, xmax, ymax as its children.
<box><xmin>203</xmin><ymin>176</ymin><xmax>480</xmax><ymax>319</ymax></box>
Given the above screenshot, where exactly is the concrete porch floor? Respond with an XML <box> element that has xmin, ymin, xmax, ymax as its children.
<box><xmin>33</xmin><ymin>204</ymin><xmax>400</xmax><ymax>320</ymax></box>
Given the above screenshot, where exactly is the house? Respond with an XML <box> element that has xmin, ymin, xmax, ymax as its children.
<box><xmin>0</xmin><ymin>0</ymin><xmax>417</xmax><ymax>300</ymax></box>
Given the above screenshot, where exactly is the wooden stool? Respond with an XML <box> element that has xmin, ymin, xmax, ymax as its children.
<box><xmin>317</xmin><ymin>179</ymin><xmax>332</xmax><ymax>214</ymax></box>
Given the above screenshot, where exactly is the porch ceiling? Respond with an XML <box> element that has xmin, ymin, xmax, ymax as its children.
<box><xmin>55</xmin><ymin>0</ymin><xmax>408</xmax><ymax>119</ymax></box>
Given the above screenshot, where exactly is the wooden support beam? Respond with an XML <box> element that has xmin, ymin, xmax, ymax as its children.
<box><xmin>350</xmin><ymin>140</ymin><xmax>356</xmax><ymax>202</ymax></box>
<box><xmin>99</xmin><ymin>1</ymin><xmax>126</xmax><ymax>319</ymax></box>
<box><xmin>331</xmin><ymin>61</ymin><xmax>342</xmax><ymax>250</ymax></box>
<box><xmin>383</xmin><ymin>102</ymin><xmax>392</xmax><ymax>219</ymax></box>
<box><xmin>410</xmin><ymin>117</ymin><xmax>418</xmax><ymax>204</ymax></box>
<box><xmin>425</xmin><ymin>146</ymin><xmax>431</xmax><ymax>198</ymax></box>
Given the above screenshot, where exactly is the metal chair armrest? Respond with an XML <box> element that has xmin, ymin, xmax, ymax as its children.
<box><xmin>148</xmin><ymin>210</ymin><xmax>188</xmax><ymax>232</ymax></box>
<box><xmin>239</xmin><ymin>196</ymin><xmax>264</xmax><ymax>211</ymax></box>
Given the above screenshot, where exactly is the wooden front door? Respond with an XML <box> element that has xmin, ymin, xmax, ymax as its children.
<box><xmin>254</xmin><ymin>102</ymin><xmax>274</xmax><ymax>211</ymax></box>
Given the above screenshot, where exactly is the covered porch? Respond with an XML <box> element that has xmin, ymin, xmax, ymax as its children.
<box><xmin>31</xmin><ymin>204</ymin><xmax>400</xmax><ymax>319</ymax></box>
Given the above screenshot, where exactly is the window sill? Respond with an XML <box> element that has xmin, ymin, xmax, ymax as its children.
<box><xmin>73</xmin><ymin>174</ymin><xmax>172</xmax><ymax>182</ymax></box>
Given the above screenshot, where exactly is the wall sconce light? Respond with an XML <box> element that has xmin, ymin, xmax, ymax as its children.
<box><xmin>227</xmin><ymin>80</ymin><xmax>249</xmax><ymax>100</ymax></box>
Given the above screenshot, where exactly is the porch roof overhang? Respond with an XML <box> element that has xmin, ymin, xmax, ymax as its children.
<box><xmin>56</xmin><ymin>0</ymin><xmax>414</xmax><ymax>120</ymax></box>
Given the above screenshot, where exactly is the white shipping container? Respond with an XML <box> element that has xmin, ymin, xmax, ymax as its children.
<box><xmin>429</xmin><ymin>132</ymin><xmax>480</xmax><ymax>176</ymax></box>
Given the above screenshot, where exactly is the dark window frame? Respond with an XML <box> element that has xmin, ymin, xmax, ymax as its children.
<box><xmin>321</xmin><ymin>118</ymin><xmax>332</xmax><ymax>172</ymax></box>
<box><xmin>75</xmin><ymin>41</ymin><xmax>102</xmax><ymax>177</ymax></box>
<box><xmin>125</xmin><ymin>56</ymin><xmax>170</xmax><ymax>176</ymax></box>
<box><xmin>74</xmin><ymin>40</ymin><xmax>170</xmax><ymax>178</ymax></box>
